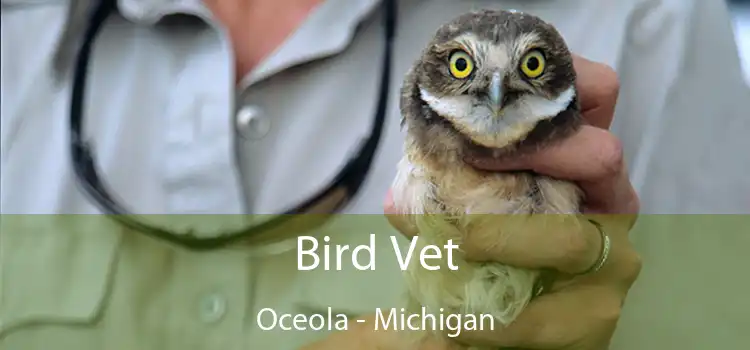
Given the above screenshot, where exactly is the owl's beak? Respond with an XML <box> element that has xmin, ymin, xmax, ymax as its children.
<box><xmin>488</xmin><ymin>72</ymin><xmax>504</xmax><ymax>117</ymax></box>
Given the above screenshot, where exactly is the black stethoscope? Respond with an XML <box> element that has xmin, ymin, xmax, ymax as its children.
<box><xmin>70</xmin><ymin>0</ymin><xmax>397</xmax><ymax>251</ymax></box>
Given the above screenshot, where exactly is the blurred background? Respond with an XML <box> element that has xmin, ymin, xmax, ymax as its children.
<box><xmin>729</xmin><ymin>0</ymin><xmax>750</xmax><ymax>84</ymax></box>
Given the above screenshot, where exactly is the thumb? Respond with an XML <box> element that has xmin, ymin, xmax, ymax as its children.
<box><xmin>465</xmin><ymin>126</ymin><xmax>620</xmax><ymax>181</ymax></box>
<box><xmin>384</xmin><ymin>189</ymin><xmax>420</xmax><ymax>236</ymax></box>
<box><xmin>465</xmin><ymin>126</ymin><xmax>638</xmax><ymax>215</ymax></box>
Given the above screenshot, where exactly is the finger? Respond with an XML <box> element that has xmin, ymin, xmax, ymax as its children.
<box><xmin>466</xmin><ymin>126</ymin><xmax>639</xmax><ymax>214</ymax></box>
<box><xmin>459</xmin><ymin>213</ymin><xmax>603</xmax><ymax>274</ymax></box>
<box><xmin>456</xmin><ymin>285</ymin><xmax>621</xmax><ymax>349</ymax></box>
<box><xmin>384</xmin><ymin>189</ymin><xmax>419</xmax><ymax>236</ymax></box>
<box><xmin>386</xmin><ymin>190</ymin><xmax>603</xmax><ymax>274</ymax></box>
<box><xmin>572</xmin><ymin>55</ymin><xmax>620</xmax><ymax>130</ymax></box>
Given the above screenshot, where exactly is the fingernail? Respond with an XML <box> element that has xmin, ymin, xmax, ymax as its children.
<box><xmin>383</xmin><ymin>190</ymin><xmax>399</xmax><ymax>215</ymax></box>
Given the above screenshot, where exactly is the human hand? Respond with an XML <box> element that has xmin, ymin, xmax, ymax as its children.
<box><xmin>381</xmin><ymin>55</ymin><xmax>643</xmax><ymax>349</ymax></box>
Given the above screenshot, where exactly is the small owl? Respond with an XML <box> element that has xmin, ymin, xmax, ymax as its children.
<box><xmin>391</xmin><ymin>9</ymin><xmax>583</xmax><ymax>348</ymax></box>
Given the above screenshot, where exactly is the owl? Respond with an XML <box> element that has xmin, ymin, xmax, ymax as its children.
<box><xmin>391</xmin><ymin>9</ymin><xmax>584</xmax><ymax>349</ymax></box>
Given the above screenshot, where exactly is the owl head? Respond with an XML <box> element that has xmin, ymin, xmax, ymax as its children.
<box><xmin>403</xmin><ymin>9</ymin><xmax>581</xmax><ymax>154</ymax></box>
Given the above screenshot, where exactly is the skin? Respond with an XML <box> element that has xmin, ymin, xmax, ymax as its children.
<box><xmin>206</xmin><ymin>1</ymin><xmax>641</xmax><ymax>348</ymax></box>
<box><xmin>203</xmin><ymin>0</ymin><xmax>324</xmax><ymax>81</ymax></box>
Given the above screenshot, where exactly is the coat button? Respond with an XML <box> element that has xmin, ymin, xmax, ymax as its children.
<box><xmin>236</xmin><ymin>105</ymin><xmax>271</xmax><ymax>140</ymax></box>
<box><xmin>198</xmin><ymin>293</ymin><xmax>227</xmax><ymax>324</ymax></box>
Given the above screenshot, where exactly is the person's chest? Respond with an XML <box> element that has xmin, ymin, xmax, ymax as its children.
<box><xmin>0</xmin><ymin>0</ymin><xmax>638</xmax><ymax>219</ymax></box>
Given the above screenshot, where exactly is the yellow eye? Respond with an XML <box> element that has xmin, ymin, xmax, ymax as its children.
<box><xmin>520</xmin><ymin>50</ymin><xmax>546</xmax><ymax>78</ymax></box>
<box><xmin>449</xmin><ymin>50</ymin><xmax>474</xmax><ymax>79</ymax></box>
